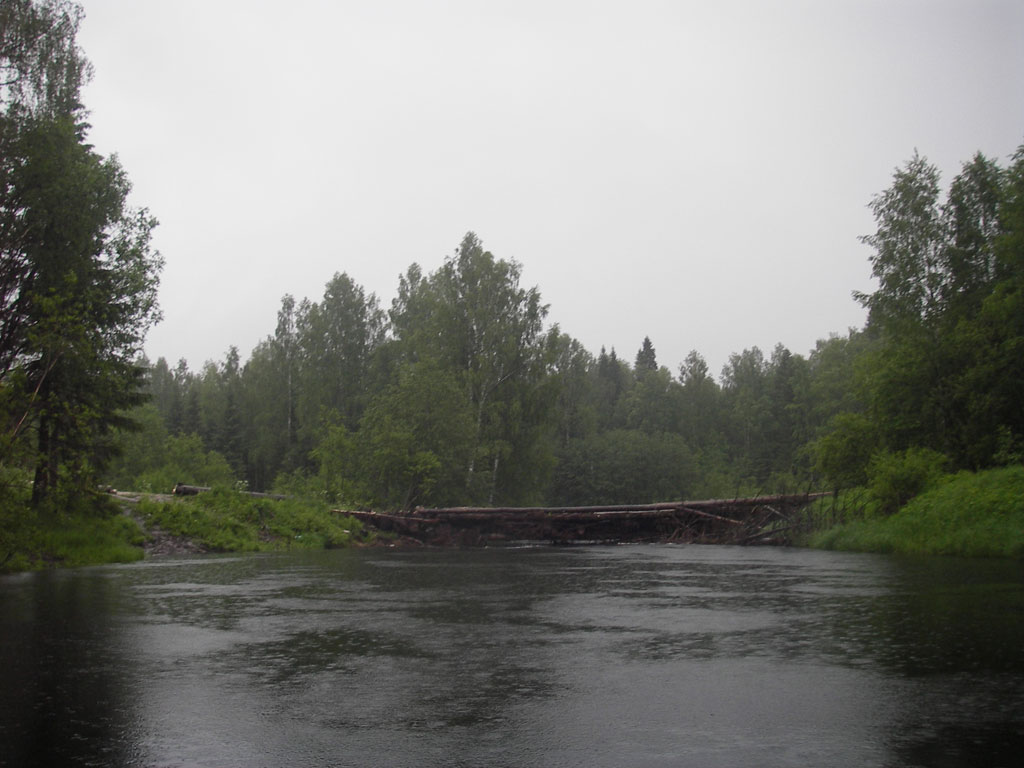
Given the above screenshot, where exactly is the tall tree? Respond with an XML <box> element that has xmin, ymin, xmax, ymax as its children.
<box><xmin>547</xmin><ymin>330</ymin><xmax>595</xmax><ymax>448</ymax></box>
<box><xmin>353</xmin><ymin>361</ymin><xmax>475</xmax><ymax>508</ymax></box>
<box><xmin>389</xmin><ymin>233</ymin><xmax>551</xmax><ymax>503</ymax></box>
<box><xmin>592</xmin><ymin>347</ymin><xmax>630</xmax><ymax>431</ymax></box>
<box><xmin>633</xmin><ymin>336</ymin><xmax>658</xmax><ymax>376</ymax></box>
<box><xmin>677</xmin><ymin>350</ymin><xmax>721</xmax><ymax>445</ymax></box>
<box><xmin>14</xmin><ymin>118</ymin><xmax>161</xmax><ymax>503</ymax></box>
<box><xmin>1</xmin><ymin>0</ymin><xmax>90</xmax><ymax>379</ymax></box>
<box><xmin>0</xmin><ymin>0</ymin><xmax>89</xmax><ymax>118</ymax></box>
<box><xmin>297</xmin><ymin>273</ymin><xmax>385</xmax><ymax>433</ymax></box>
<box><xmin>855</xmin><ymin>151</ymin><xmax>944</xmax><ymax>332</ymax></box>
<box><xmin>941</xmin><ymin>152</ymin><xmax>1003</xmax><ymax>315</ymax></box>
<box><xmin>823</xmin><ymin>144</ymin><xmax>1024</xmax><ymax>475</ymax></box>
<box><xmin>0</xmin><ymin>2</ymin><xmax>162</xmax><ymax>505</ymax></box>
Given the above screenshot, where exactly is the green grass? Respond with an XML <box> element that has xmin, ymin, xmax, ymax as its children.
<box><xmin>35</xmin><ymin>513</ymin><xmax>147</xmax><ymax>567</ymax></box>
<box><xmin>1</xmin><ymin>506</ymin><xmax>146</xmax><ymax>572</ymax></box>
<box><xmin>806</xmin><ymin>465</ymin><xmax>1024</xmax><ymax>557</ymax></box>
<box><xmin>136</xmin><ymin>488</ymin><xmax>373</xmax><ymax>552</ymax></box>
<box><xmin>1</xmin><ymin>486</ymin><xmax>375</xmax><ymax>573</ymax></box>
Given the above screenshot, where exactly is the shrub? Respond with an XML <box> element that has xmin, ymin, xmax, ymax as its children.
<box><xmin>866</xmin><ymin>447</ymin><xmax>949</xmax><ymax>516</ymax></box>
<box><xmin>812</xmin><ymin>412</ymin><xmax>878</xmax><ymax>490</ymax></box>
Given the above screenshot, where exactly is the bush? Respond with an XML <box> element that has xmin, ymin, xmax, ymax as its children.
<box><xmin>136</xmin><ymin>433</ymin><xmax>237</xmax><ymax>494</ymax></box>
<box><xmin>866</xmin><ymin>447</ymin><xmax>948</xmax><ymax>516</ymax></box>
<box><xmin>812</xmin><ymin>412</ymin><xmax>878</xmax><ymax>490</ymax></box>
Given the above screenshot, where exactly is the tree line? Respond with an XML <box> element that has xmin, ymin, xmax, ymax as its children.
<box><xmin>109</xmin><ymin>140</ymin><xmax>1024</xmax><ymax>510</ymax></box>
<box><xmin>2</xmin><ymin>2</ymin><xmax>1021</xmax><ymax>518</ymax></box>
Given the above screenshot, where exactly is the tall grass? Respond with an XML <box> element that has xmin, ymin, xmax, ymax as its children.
<box><xmin>35</xmin><ymin>513</ymin><xmax>147</xmax><ymax>567</ymax></box>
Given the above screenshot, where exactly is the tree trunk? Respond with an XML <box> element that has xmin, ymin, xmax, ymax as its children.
<box><xmin>31</xmin><ymin>411</ymin><xmax>56</xmax><ymax>506</ymax></box>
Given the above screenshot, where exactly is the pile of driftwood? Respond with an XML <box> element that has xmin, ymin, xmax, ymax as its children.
<box><xmin>346</xmin><ymin>493</ymin><xmax>829</xmax><ymax>547</ymax></box>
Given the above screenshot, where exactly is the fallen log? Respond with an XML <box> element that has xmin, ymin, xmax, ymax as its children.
<box><xmin>346</xmin><ymin>492</ymin><xmax>829</xmax><ymax>547</ymax></box>
<box><xmin>411</xmin><ymin>493</ymin><xmax>829</xmax><ymax>517</ymax></box>
<box><xmin>171</xmin><ymin>483</ymin><xmax>289</xmax><ymax>501</ymax></box>
<box><xmin>173</xmin><ymin>483</ymin><xmax>210</xmax><ymax>496</ymax></box>
<box><xmin>675</xmin><ymin>506</ymin><xmax>745</xmax><ymax>525</ymax></box>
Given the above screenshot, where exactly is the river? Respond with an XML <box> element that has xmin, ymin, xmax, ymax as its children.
<box><xmin>1</xmin><ymin>545</ymin><xmax>1022</xmax><ymax>767</ymax></box>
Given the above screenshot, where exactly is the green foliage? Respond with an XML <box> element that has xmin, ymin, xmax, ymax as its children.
<box><xmin>592</xmin><ymin>347</ymin><xmax>631</xmax><ymax>431</ymax></box>
<box><xmin>866</xmin><ymin>447</ymin><xmax>949</xmax><ymax>516</ymax></box>
<box><xmin>1</xmin><ymin>7</ymin><xmax>1020</xmax><ymax>565</ymax></box>
<box><xmin>142</xmin><ymin>434</ymin><xmax>235</xmax><ymax>493</ymax></box>
<box><xmin>624</xmin><ymin>364</ymin><xmax>678</xmax><ymax>434</ymax></box>
<box><xmin>718</xmin><ymin>344</ymin><xmax>810</xmax><ymax>483</ymax></box>
<box><xmin>812</xmin><ymin>412</ymin><xmax>878</xmax><ymax>490</ymax></box>
<box><xmin>78</xmin><ymin>143</ymin><xmax>1022</xmax><ymax>567</ymax></box>
<box><xmin>137</xmin><ymin>489</ymin><xmax>369</xmax><ymax>552</ymax></box>
<box><xmin>296</xmin><ymin>273</ymin><xmax>385</xmax><ymax>435</ymax></box>
<box><xmin>0</xmin><ymin>465</ymin><xmax>36</xmax><ymax>570</ymax></box>
<box><xmin>0</xmin><ymin>0</ymin><xmax>89</xmax><ymax>118</ymax></box>
<box><xmin>993</xmin><ymin>426</ymin><xmax>1023</xmax><ymax>466</ymax></box>
<box><xmin>547</xmin><ymin>331</ymin><xmax>596</xmax><ymax>447</ymax></box>
<box><xmin>852</xmin><ymin>146</ymin><xmax>1024</xmax><ymax>469</ymax></box>
<box><xmin>0</xmin><ymin>488</ymin><xmax>146</xmax><ymax>573</ymax></box>
<box><xmin>104</xmin><ymin>421</ymin><xmax>236</xmax><ymax>494</ymax></box>
<box><xmin>804</xmin><ymin>331</ymin><xmax>869</xmax><ymax>425</ymax></box>
<box><xmin>855</xmin><ymin>150</ymin><xmax>944</xmax><ymax>329</ymax></box>
<box><xmin>356</xmin><ymin>361</ymin><xmax>474</xmax><ymax>508</ymax></box>
<box><xmin>33</xmin><ymin>512</ymin><xmax>145</xmax><ymax>567</ymax></box>
<box><xmin>809</xmin><ymin>466</ymin><xmax>1024</xmax><ymax>557</ymax></box>
<box><xmin>551</xmin><ymin>429</ymin><xmax>695</xmax><ymax>506</ymax></box>
<box><xmin>0</xmin><ymin>6</ymin><xmax>162</xmax><ymax>508</ymax></box>
<box><xmin>309</xmin><ymin>418</ymin><xmax>364</xmax><ymax>505</ymax></box>
<box><xmin>386</xmin><ymin>233</ymin><xmax>552</xmax><ymax>505</ymax></box>
<box><xmin>634</xmin><ymin>336</ymin><xmax>658</xmax><ymax>375</ymax></box>
<box><xmin>101</xmin><ymin>402</ymin><xmax>168</xmax><ymax>489</ymax></box>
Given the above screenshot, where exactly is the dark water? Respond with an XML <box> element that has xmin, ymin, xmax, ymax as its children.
<box><xmin>1</xmin><ymin>546</ymin><xmax>1023</xmax><ymax>767</ymax></box>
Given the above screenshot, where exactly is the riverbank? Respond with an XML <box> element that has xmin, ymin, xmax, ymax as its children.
<box><xmin>5</xmin><ymin>467</ymin><xmax>1022</xmax><ymax>573</ymax></box>
<box><xmin>0</xmin><ymin>489</ymin><xmax>375</xmax><ymax>573</ymax></box>
<box><xmin>804</xmin><ymin>465</ymin><xmax>1024</xmax><ymax>558</ymax></box>
<box><xmin>130</xmin><ymin>487</ymin><xmax>373</xmax><ymax>553</ymax></box>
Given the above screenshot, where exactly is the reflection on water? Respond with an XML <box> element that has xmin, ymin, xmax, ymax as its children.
<box><xmin>1</xmin><ymin>546</ymin><xmax>1023</xmax><ymax>767</ymax></box>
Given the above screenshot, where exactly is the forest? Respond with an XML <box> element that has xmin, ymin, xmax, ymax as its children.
<box><xmin>1</xmin><ymin>2</ymin><xmax>1023</xmax><ymax>567</ymax></box>
<box><xmin>108</xmin><ymin>141</ymin><xmax>1024</xmax><ymax>514</ymax></box>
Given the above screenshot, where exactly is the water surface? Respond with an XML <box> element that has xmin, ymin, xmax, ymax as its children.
<box><xmin>1</xmin><ymin>545</ymin><xmax>1022</xmax><ymax>767</ymax></box>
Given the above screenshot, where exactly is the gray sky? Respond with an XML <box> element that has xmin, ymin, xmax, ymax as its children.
<box><xmin>76</xmin><ymin>0</ymin><xmax>1024</xmax><ymax>378</ymax></box>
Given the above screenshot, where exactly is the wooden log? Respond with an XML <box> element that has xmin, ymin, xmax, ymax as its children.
<box><xmin>344</xmin><ymin>492</ymin><xmax>831</xmax><ymax>546</ymax></box>
<box><xmin>412</xmin><ymin>493</ymin><xmax>829</xmax><ymax>517</ymax></box>
<box><xmin>173</xmin><ymin>483</ymin><xmax>210</xmax><ymax>495</ymax></box>
<box><xmin>675</xmin><ymin>506</ymin><xmax>745</xmax><ymax>525</ymax></box>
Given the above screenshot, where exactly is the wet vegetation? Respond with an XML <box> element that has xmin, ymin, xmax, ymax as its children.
<box><xmin>808</xmin><ymin>466</ymin><xmax>1024</xmax><ymax>558</ymax></box>
<box><xmin>134</xmin><ymin>489</ymin><xmax>370</xmax><ymax>554</ymax></box>
<box><xmin>1</xmin><ymin>2</ymin><xmax>1022</xmax><ymax>571</ymax></box>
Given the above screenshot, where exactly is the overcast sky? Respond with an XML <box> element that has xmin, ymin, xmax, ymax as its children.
<box><xmin>76</xmin><ymin>0</ymin><xmax>1024</xmax><ymax>378</ymax></box>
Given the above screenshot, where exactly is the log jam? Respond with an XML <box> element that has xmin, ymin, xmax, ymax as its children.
<box><xmin>344</xmin><ymin>493</ymin><xmax>829</xmax><ymax>547</ymax></box>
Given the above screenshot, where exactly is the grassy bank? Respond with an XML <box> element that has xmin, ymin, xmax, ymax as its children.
<box><xmin>134</xmin><ymin>488</ymin><xmax>372</xmax><ymax>552</ymax></box>
<box><xmin>1</xmin><ymin>509</ymin><xmax>147</xmax><ymax>573</ymax></box>
<box><xmin>805</xmin><ymin>465</ymin><xmax>1024</xmax><ymax>558</ymax></box>
<box><xmin>0</xmin><ymin>489</ymin><xmax>374</xmax><ymax>574</ymax></box>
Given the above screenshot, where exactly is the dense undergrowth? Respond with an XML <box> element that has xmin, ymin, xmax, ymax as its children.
<box><xmin>802</xmin><ymin>465</ymin><xmax>1024</xmax><ymax>558</ymax></box>
<box><xmin>1</xmin><ymin>484</ymin><xmax>147</xmax><ymax>573</ymax></box>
